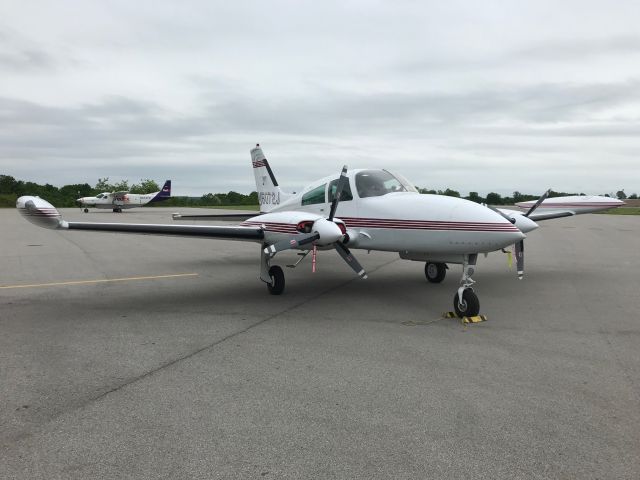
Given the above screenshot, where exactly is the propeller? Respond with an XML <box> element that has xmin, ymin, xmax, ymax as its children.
<box><xmin>524</xmin><ymin>189</ymin><xmax>551</xmax><ymax>218</ymax></box>
<box><xmin>263</xmin><ymin>165</ymin><xmax>368</xmax><ymax>279</ymax></box>
<box><xmin>513</xmin><ymin>189</ymin><xmax>550</xmax><ymax>279</ymax></box>
<box><xmin>328</xmin><ymin>166</ymin><xmax>348</xmax><ymax>221</ymax></box>
<box><xmin>485</xmin><ymin>204</ymin><xmax>516</xmax><ymax>224</ymax></box>
<box><xmin>335</xmin><ymin>243</ymin><xmax>368</xmax><ymax>279</ymax></box>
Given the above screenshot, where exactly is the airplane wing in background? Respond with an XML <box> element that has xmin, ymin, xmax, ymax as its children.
<box><xmin>498</xmin><ymin>194</ymin><xmax>624</xmax><ymax>223</ymax></box>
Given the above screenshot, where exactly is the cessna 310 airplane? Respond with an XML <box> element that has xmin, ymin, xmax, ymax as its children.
<box><xmin>77</xmin><ymin>180</ymin><xmax>171</xmax><ymax>212</ymax></box>
<box><xmin>17</xmin><ymin>146</ymin><xmax>623</xmax><ymax>317</ymax></box>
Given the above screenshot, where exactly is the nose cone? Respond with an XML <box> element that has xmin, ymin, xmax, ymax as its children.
<box><xmin>512</xmin><ymin>214</ymin><xmax>538</xmax><ymax>234</ymax></box>
<box><xmin>313</xmin><ymin>218</ymin><xmax>343</xmax><ymax>245</ymax></box>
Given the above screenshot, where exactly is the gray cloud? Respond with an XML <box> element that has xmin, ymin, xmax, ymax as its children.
<box><xmin>513</xmin><ymin>35</ymin><xmax>640</xmax><ymax>62</ymax></box>
<box><xmin>1</xmin><ymin>2</ymin><xmax>639</xmax><ymax>195</ymax></box>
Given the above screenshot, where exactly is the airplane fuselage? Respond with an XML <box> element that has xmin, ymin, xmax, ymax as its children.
<box><xmin>242</xmin><ymin>169</ymin><xmax>531</xmax><ymax>259</ymax></box>
<box><xmin>79</xmin><ymin>193</ymin><xmax>161</xmax><ymax>209</ymax></box>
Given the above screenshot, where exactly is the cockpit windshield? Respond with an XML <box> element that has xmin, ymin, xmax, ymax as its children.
<box><xmin>355</xmin><ymin>170</ymin><xmax>418</xmax><ymax>198</ymax></box>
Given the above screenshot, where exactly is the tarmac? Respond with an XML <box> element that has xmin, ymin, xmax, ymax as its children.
<box><xmin>1</xmin><ymin>206</ymin><xmax>639</xmax><ymax>479</ymax></box>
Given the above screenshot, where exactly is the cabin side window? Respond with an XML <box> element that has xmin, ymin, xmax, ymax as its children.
<box><xmin>301</xmin><ymin>183</ymin><xmax>327</xmax><ymax>206</ymax></box>
<box><xmin>328</xmin><ymin>178</ymin><xmax>353</xmax><ymax>202</ymax></box>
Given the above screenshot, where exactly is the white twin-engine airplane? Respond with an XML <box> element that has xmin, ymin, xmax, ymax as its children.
<box><xmin>17</xmin><ymin>145</ymin><xmax>623</xmax><ymax>317</ymax></box>
<box><xmin>77</xmin><ymin>180</ymin><xmax>171</xmax><ymax>212</ymax></box>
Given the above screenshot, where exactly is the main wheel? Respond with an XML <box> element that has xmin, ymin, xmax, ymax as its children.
<box><xmin>267</xmin><ymin>265</ymin><xmax>285</xmax><ymax>295</ymax></box>
<box><xmin>83</xmin><ymin>208</ymin><xmax>89</xmax><ymax>213</ymax></box>
<box><xmin>453</xmin><ymin>289</ymin><xmax>480</xmax><ymax>317</ymax></box>
<box><xmin>425</xmin><ymin>262</ymin><xmax>447</xmax><ymax>283</ymax></box>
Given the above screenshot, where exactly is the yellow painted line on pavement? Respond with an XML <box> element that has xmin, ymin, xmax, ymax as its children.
<box><xmin>0</xmin><ymin>273</ymin><xmax>199</xmax><ymax>290</ymax></box>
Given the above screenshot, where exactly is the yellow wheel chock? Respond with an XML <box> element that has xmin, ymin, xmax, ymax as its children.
<box><xmin>442</xmin><ymin>312</ymin><xmax>488</xmax><ymax>324</ymax></box>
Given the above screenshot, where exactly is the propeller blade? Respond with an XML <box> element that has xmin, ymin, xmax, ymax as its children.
<box><xmin>525</xmin><ymin>189</ymin><xmax>551</xmax><ymax>218</ymax></box>
<box><xmin>264</xmin><ymin>233</ymin><xmax>319</xmax><ymax>256</ymax></box>
<box><xmin>515</xmin><ymin>240</ymin><xmax>524</xmax><ymax>279</ymax></box>
<box><xmin>328</xmin><ymin>165</ymin><xmax>349</xmax><ymax>221</ymax></box>
<box><xmin>486</xmin><ymin>204</ymin><xmax>516</xmax><ymax>224</ymax></box>
<box><xmin>334</xmin><ymin>242</ymin><xmax>368</xmax><ymax>279</ymax></box>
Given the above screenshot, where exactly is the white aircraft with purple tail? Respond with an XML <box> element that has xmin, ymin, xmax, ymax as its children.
<box><xmin>77</xmin><ymin>180</ymin><xmax>171</xmax><ymax>212</ymax></box>
<box><xmin>16</xmin><ymin>146</ymin><xmax>623</xmax><ymax>317</ymax></box>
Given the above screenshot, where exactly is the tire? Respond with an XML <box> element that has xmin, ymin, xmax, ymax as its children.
<box><xmin>454</xmin><ymin>289</ymin><xmax>480</xmax><ymax>317</ymax></box>
<box><xmin>425</xmin><ymin>262</ymin><xmax>447</xmax><ymax>283</ymax></box>
<box><xmin>83</xmin><ymin>208</ymin><xmax>89</xmax><ymax>213</ymax></box>
<box><xmin>267</xmin><ymin>266</ymin><xmax>285</xmax><ymax>295</ymax></box>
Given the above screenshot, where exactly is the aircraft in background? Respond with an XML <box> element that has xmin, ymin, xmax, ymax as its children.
<box><xmin>77</xmin><ymin>180</ymin><xmax>171</xmax><ymax>212</ymax></box>
<box><xmin>17</xmin><ymin>147</ymin><xmax>623</xmax><ymax>317</ymax></box>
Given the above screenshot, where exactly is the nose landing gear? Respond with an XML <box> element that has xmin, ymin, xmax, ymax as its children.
<box><xmin>454</xmin><ymin>254</ymin><xmax>480</xmax><ymax>317</ymax></box>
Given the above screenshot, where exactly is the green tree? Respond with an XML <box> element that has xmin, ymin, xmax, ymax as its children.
<box><xmin>616</xmin><ymin>190</ymin><xmax>627</xmax><ymax>200</ymax></box>
<box><xmin>441</xmin><ymin>188</ymin><xmax>460</xmax><ymax>198</ymax></box>
<box><xmin>628</xmin><ymin>193</ymin><xmax>638</xmax><ymax>199</ymax></box>
<box><xmin>201</xmin><ymin>193</ymin><xmax>221</xmax><ymax>205</ymax></box>
<box><xmin>465</xmin><ymin>192</ymin><xmax>484</xmax><ymax>203</ymax></box>
<box><xmin>486</xmin><ymin>192</ymin><xmax>503</xmax><ymax>205</ymax></box>
<box><xmin>95</xmin><ymin>177</ymin><xmax>113</xmax><ymax>192</ymax></box>
<box><xmin>112</xmin><ymin>180</ymin><xmax>130</xmax><ymax>192</ymax></box>
<box><xmin>0</xmin><ymin>175</ymin><xmax>17</xmax><ymax>194</ymax></box>
<box><xmin>130</xmin><ymin>179</ymin><xmax>160</xmax><ymax>194</ymax></box>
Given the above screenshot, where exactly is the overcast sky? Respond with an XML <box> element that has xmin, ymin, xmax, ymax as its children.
<box><xmin>1</xmin><ymin>0</ymin><xmax>639</xmax><ymax>196</ymax></box>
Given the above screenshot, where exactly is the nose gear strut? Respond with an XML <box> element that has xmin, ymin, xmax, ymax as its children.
<box><xmin>454</xmin><ymin>254</ymin><xmax>480</xmax><ymax>317</ymax></box>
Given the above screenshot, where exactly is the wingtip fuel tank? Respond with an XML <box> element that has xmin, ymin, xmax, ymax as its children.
<box><xmin>16</xmin><ymin>196</ymin><xmax>66</xmax><ymax>229</ymax></box>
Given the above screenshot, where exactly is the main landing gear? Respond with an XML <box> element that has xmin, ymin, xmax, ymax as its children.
<box><xmin>112</xmin><ymin>207</ymin><xmax>123</xmax><ymax>213</ymax></box>
<box><xmin>425</xmin><ymin>262</ymin><xmax>447</xmax><ymax>283</ymax></box>
<box><xmin>83</xmin><ymin>208</ymin><xmax>89</xmax><ymax>213</ymax></box>
<box><xmin>267</xmin><ymin>265</ymin><xmax>285</xmax><ymax>295</ymax></box>
<box><xmin>261</xmin><ymin>247</ymin><xmax>285</xmax><ymax>295</ymax></box>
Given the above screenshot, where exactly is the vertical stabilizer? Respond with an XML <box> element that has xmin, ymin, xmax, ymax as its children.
<box><xmin>251</xmin><ymin>144</ymin><xmax>291</xmax><ymax>212</ymax></box>
<box><xmin>150</xmin><ymin>180</ymin><xmax>171</xmax><ymax>203</ymax></box>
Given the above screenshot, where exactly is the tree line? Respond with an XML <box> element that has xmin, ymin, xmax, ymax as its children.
<box><xmin>0</xmin><ymin>174</ymin><xmax>635</xmax><ymax>208</ymax></box>
<box><xmin>0</xmin><ymin>175</ymin><xmax>258</xmax><ymax>208</ymax></box>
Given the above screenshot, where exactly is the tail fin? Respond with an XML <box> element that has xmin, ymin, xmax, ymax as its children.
<box><xmin>251</xmin><ymin>144</ymin><xmax>292</xmax><ymax>213</ymax></box>
<box><xmin>150</xmin><ymin>180</ymin><xmax>171</xmax><ymax>203</ymax></box>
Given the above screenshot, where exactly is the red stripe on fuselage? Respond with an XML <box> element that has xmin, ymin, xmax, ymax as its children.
<box><xmin>240</xmin><ymin>217</ymin><xmax>519</xmax><ymax>233</ymax></box>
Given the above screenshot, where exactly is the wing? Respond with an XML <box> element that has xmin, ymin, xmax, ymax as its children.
<box><xmin>17</xmin><ymin>196</ymin><xmax>264</xmax><ymax>242</ymax></box>
<box><xmin>112</xmin><ymin>191</ymin><xmax>129</xmax><ymax>196</ymax></box>
<box><xmin>515</xmin><ymin>195</ymin><xmax>624</xmax><ymax>217</ymax></box>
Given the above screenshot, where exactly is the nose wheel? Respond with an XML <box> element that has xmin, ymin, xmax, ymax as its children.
<box><xmin>454</xmin><ymin>254</ymin><xmax>480</xmax><ymax>317</ymax></box>
<box><xmin>454</xmin><ymin>289</ymin><xmax>480</xmax><ymax>317</ymax></box>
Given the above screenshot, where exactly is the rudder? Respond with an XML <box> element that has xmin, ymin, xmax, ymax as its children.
<box><xmin>251</xmin><ymin>144</ymin><xmax>291</xmax><ymax>212</ymax></box>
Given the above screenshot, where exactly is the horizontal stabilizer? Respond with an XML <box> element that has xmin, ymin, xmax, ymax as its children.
<box><xmin>172</xmin><ymin>212</ymin><xmax>259</xmax><ymax>222</ymax></box>
<box><xmin>527</xmin><ymin>210</ymin><xmax>576</xmax><ymax>221</ymax></box>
